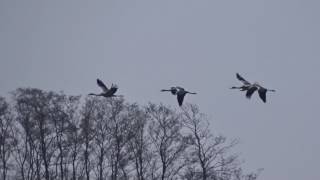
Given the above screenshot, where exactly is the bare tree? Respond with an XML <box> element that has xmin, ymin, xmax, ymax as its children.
<box><xmin>13</xmin><ymin>88</ymin><xmax>59</xmax><ymax>180</ymax></box>
<box><xmin>13</xmin><ymin>95</ymin><xmax>37</xmax><ymax>180</ymax></box>
<box><xmin>147</xmin><ymin>103</ymin><xmax>188</xmax><ymax>180</ymax></box>
<box><xmin>87</xmin><ymin>97</ymin><xmax>112</xmax><ymax>180</ymax></box>
<box><xmin>106</xmin><ymin>98</ymin><xmax>133</xmax><ymax>180</ymax></box>
<box><xmin>232</xmin><ymin>168</ymin><xmax>263</xmax><ymax>180</ymax></box>
<box><xmin>49</xmin><ymin>93</ymin><xmax>80</xmax><ymax>180</ymax></box>
<box><xmin>79</xmin><ymin>97</ymin><xmax>96</xmax><ymax>180</ymax></box>
<box><xmin>181</xmin><ymin>104</ymin><xmax>239</xmax><ymax>180</ymax></box>
<box><xmin>0</xmin><ymin>97</ymin><xmax>17</xmax><ymax>180</ymax></box>
<box><xmin>66</xmin><ymin>112</ymin><xmax>82</xmax><ymax>180</ymax></box>
<box><xmin>2</xmin><ymin>87</ymin><xmax>261</xmax><ymax>180</ymax></box>
<box><xmin>126</xmin><ymin>103</ymin><xmax>151</xmax><ymax>180</ymax></box>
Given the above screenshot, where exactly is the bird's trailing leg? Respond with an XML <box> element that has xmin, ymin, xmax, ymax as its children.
<box><xmin>88</xmin><ymin>93</ymin><xmax>100</xmax><ymax>96</ymax></box>
<box><xmin>113</xmin><ymin>94</ymin><xmax>124</xmax><ymax>98</ymax></box>
<box><xmin>230</xmin><ymin>86</ymin><xmax>248</xmax><ymax>91</ymax></box>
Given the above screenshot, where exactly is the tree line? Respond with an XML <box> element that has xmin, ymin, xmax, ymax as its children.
<box><xmin>0</xmin><ymin>88</ymin><xmax>261</xmax><ymax>180</ymax></box>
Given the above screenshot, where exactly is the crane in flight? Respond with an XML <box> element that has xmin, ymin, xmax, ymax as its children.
<box><xmin>162</xmin><ymin>86</ymin><xmax>196</xmax><ymax>106</ymax></box>
<box><xmin>245</xmin><ymin>83</ymin><xmax>276</xmax><ymax>103</ymax></box>
<box><xmin>231</xmin><ymin>73</ymin><xmax>275</xmax><ymax>103</ymax></box>
<box><xmin>89</xmin><ymin>79</ymin><xmax>120</xmax><ymax>98</ymax></box>
<box><xmin>161</xmin><ymin>87</ymin><xmax>178</xmax><ymax>95</ymax></box>
<box><xmin>230</xmin><ymin>73</ymin><xmax>252</xmax><ymax>91</ymax></box>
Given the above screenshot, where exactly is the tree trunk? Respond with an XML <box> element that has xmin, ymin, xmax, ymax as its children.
<box><xmin>98</xmin><ymin>147</ymin><xmax>104</xmax><ymax>180</ymax></box>
<box><xmin>2</xmin><ymin>157</ymin><xmax>7</xmax><ymax>180</ymax></box>
<box><xmin>85</xmin><ymin>141</ymin><xmax>90</xmax><ymax>180</ymax></box>
<box><xmin>59</xmin><ymin>140</ymin><xmax>64</xmax><ymax>180</ymax></box>
<box><xmin>40</xmin><ymin>127</ymin><xmax>50</xmax><ymax>180</ymax></box>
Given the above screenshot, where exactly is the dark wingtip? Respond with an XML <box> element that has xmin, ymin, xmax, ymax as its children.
<box><xmin>96</xmin><ymin>79</ymin><xmax>102</xmax><ymax>84</ymax></box>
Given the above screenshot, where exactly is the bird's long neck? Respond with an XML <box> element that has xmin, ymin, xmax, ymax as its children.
<box><xmin>231</xmin><ymin>86</ymin><xmax>241</xmax><ymax>89</ymax></box>
<box><xmin>161</xmin><ymin>89</ymin><xmax>171</xmax><ymax>92</ymax></box>
<box><xmin>186</xmin><ymin>91</ymin><xmax>197</xmax><ymax>94</ymax></box>
<box><xmin>88</xmin><ymin>93</ymin><xmax>101</xmax><ymax>96</ymax></box>
<box><xmin>268</xmin><ymin>89</ymin><xmax>276</xmax><ymax>92</ymax></box>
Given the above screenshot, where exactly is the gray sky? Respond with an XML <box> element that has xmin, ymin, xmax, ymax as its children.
<box><xmin>1</xmin><ymin>0</ymin><xmax>319</xmax><ymax>179</ymax></box>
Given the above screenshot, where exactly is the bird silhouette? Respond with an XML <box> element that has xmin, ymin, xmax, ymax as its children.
<box><xmin>89</xmin><ymin>79</ymin><xmax>120</xmax><ymax>98</ymax></box>
<box><xmin>231</xmin><ymin>73</ymin><xmax>275</xmax><ymax>103</ymax></box>
<box><xmin>230</xmin><ymin>73</ymin><xmax>252</xmax><ymax>91</ymax></box>
<box><xmin>162</xmin><ymin>86</ymin><xmax>196</xmax><ymax>106</ymax></box>
<box><xmin>246</xmin><ymin>83</ymin><xmax>276</xmax><ymax>103</ymax></box>
<box><xmin>161</xmin><ymin>87</ymin><xmax>178</xmax><ymax>95</ymax></box>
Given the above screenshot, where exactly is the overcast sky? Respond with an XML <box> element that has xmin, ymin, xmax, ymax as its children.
<box><xmin>1</xmin><ymin>0</ymin><xmax>319</xmax><ymax>179</ymax></box>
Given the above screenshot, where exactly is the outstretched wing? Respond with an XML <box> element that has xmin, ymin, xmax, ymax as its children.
<box><xmin>236</xmin><ymin>73</ymin><xmax>251</xmax><ymax>85</ymax></box>
<box><xmin>97</xmin><ymin>79</ymin><xmax>109</xmax><ymax>92</ymax></box>
<box><xmin>105</xmin><ymin>84</ymin><xmax>118</xmax><ymax>96</ymax></box>
<box><xmin>246</xmin><ymin>86</ymin><xmax>258</xmax><ymax>99</ymax></box>
<box><xmin>258</xmin><ymin>88</ymin><xmax>267</xmax><ymax>103</ymax></box>
<box><xmin>177</xmin><ymin>93</ymin><xmax>186</xmax><ymax>106</ymax></box>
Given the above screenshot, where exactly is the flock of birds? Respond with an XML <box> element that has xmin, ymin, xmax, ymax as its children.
<box><xmin>89</xmin><ymin>73</ymin><xmax>276</xmax><ymax>106</ymax></box>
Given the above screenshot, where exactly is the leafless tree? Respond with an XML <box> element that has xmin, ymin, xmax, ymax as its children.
<box><xmin>79</xmin><ymin>97</ymin><xmax>96</xmax><ymax>180</ymax></box>
<box><xmin>49</xmin><ymin>93</ymin><xmax>80</xmax><ymax>180</ymax></box>
<box><xmin>86</xmin><ymin>97</ymin><xmax>112</xmax><ymax>180</ymax></box>
<box><xmin>13</xmin><ymin>97</ymin><xmax>37</xmax><ymax>180</ymax></box>
<box><xmin>1</xmin><ymin>88</ymin><xmax>261</xmax><ymax>180</ymax></box>
<box><xmin>66</xmin><ymin>110</ymin><xmax>82</xmax><ymax>180</ymax></box>
<box><xmin>106</xmin><ymin>98</ymin><xmax>133</xmax><ymax>180</ymax></box>
<box><xmin>0</xmin><ymin>97</ymin><xmax>17</xmax><ymax>180</ymax></box>
<box><xmin>13</xmin><ymin>88</ymin><xmax>59</xmax><ymax>180</ymax></box>
<box><xmin>147</xmin><ymin>103</ymin><xmax>188</xmax><ymax>180</ymax></box>
<box><xmin>232</xmin><ymin>167</ymin><xmax>263</xmax><ymax>180</ymax></box>
<box><xmin>181</xmin><ymin>104</ymin><xmax>239</xmax><ymax>180</ymax></box>
<box><xmin>126</xmin><ymin>103</ymin><xmax>151</xmax><ymax>180</ymax></box>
